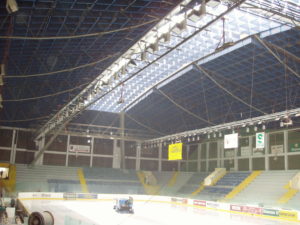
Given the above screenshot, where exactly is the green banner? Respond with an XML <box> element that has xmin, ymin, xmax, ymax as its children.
<box><xmin>290</xmin><ymin>143</ymin><xmax>300</xmax><ymax>152</ymax></box>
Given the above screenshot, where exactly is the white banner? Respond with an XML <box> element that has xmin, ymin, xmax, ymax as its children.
<box><xmin>256</xmin><ymin>132</ymin><xmax>265</xmax><ymax>149</ymax></box>
<box><xmin>224</xmin><ymin>133</ymin><xmax>238</xmax><ymax>149</ymax></box>
<box><xmin>69</xmin><ymin>144</ymin><xmax>90</xmax><ymax>153</ymax></box>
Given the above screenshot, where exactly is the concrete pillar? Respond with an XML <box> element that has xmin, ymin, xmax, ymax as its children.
<box><xmin>10</xmin><ymin>130</ymin><xmax>16</xmax><ymax>164</ymax></box>
<box><xmin>120</xmin><ymin>111</ymin><xmax>125</xmax><ymax>169</ymax></box>
<box><xmin>89</xmin><ymin>137</ymin><xmax>94</xmax><ymax>167</ymax></box>
<box><xmin>197</xmin><ymin>143</ymin><xmax>201</xmax><ymax>172</ymax></box>
<box><xmin>158</xmin><ymin>143</ymin><xmax>162</xmax><ymax>172</ymax></box>
<box><xmin>284</xmin><ymin>130</ymin><xmax>288</xmax><ymax>170</ymax></box>
<box><xmin>265</xmin><ymin>132</ymin><xmax>269</xmax><ymax>171</ymax></box>
<box><xmin>113</xmin><ymin>139</ymin><xmax>121</xmax><ymax>169</ymax></box>
<box><xmin>35</xmin><ymin>135</ymin><xmax>45</xmax><ymax>166</ymax></box>
<box><xmin>136</xmin><ymin>142</ymin><xmax>141</xmax><ymax>170</ymax></box>
<box><xmin>249</xmin><ymin>136</ymin><xmax>253</xmax><ymax>171</ymax></box>
<box><xmin>66</xmin><ymin>134</ymin><xmax>70</xmax><ymax>166</ymax></box>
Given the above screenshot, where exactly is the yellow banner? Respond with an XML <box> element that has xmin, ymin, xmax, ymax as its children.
<box><xmin>168</xmin><ymin>143</ymin><xmax>183</xmax><ymax>160</ymax></box>
<box><xmin>279</xmin><ymin>210</ymin><xmax>298</xmax><ymax>220</ymax></box>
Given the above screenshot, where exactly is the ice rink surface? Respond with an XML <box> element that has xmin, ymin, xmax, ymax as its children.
<box><xmin>21</xmin><ymin>199</ymin><xmax>300</xmax><ymax>225</ymax></box>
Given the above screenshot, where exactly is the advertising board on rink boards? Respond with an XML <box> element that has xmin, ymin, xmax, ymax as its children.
<box><xmin>193</xmin><ymin>200</ymin><xmax>206</xmax><ymax>207</ymax></box>
<box><xmin>278</xmin><ymin>210</ymin><xmax>298</xmax><ymax>220</ymax></box>
<box><xmin>230</xmin><ymin>205</ymin><xmax>262</xmax><ymax>215</ymax></box>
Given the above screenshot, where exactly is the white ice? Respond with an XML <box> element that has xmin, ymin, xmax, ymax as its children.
<box><xmin>21</xmin><ymin>199</ymin><xmax>299</xmax><ymax>225</ymax></box>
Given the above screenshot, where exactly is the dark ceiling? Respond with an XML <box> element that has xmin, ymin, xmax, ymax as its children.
<box><xmin>0</xmin><ymin>0</ymin><xmax>182</xmax><ymax>128</ymax></box>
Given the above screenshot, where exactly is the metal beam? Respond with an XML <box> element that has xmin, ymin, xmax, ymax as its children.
<box><xmin>146</xmin><ymin>108</ymin><xmax>300</xmax><ymax>143</ymax></box>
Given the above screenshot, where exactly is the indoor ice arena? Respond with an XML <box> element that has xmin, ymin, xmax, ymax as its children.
<box><xmin>0</xmin><ymin>0</ymin><xmax>300</xmax><ymax>224</ymax></box>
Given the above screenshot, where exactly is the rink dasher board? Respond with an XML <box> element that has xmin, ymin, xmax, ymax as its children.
<box><xmin>18</xmin><ymin>192</ymin><xmax>300</xmax><ymax>223</ymax></box>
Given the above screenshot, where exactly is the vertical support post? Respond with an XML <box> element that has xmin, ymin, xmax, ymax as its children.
<box><xmin>197</xmin><ymin>143</ymin><xmax>201</xmax><ymax>172</ymax></box>
<box><xmin>136</xmin><ymin>141</ymin><xmax>141</xmax><ymax>170</ymax></box>
<box><xmin>265</xmin><ymin>132</ymin><xmax>269</xmax><ymax>171</ymax></box>
<box><xmin>284</xmin><ymin>130</ymin><xmax>288</xmax><ymax>170</ymax></box>
<box><xmin>120</xmin><ymin>111</ymin><xmax>125</xmax><ymax>169</ymax></box>
<box><xmin>90</xmin><ymin>137</ymin><xmax>94</xmax><ymax>168</ymax></box>
<box><xmin>113</xmin><ymin>139</ymin><xmax>121</xmax><ymax>169</ymax></box>
<box><xmin>206</xmin><ymin>142</ymin><xmax>209</xmax><ymax>172</ymax></box>
<box><xmin>249</xmin><ymin>136</ymin><xmax>253</xmax><ymax>171</ymax></box>
<box><xmin>158</xmin><ymin>142</ymin><xmax>162</xmax><ymax>172</ymax></box>
<box><xmin>220</xmin><ymin>139</ymin><xmax>224</xmax><ymax>168</ymax></box>
<box><xmin>66</xmin><ymin>134</ymin><xmax>70</xmax><ymax>167</ymax></box>
<box><xmin>234</xmin><ymin>146</ymin><xmax>238</xmax><ymax>171</ymax></box>
<box><xmin>186</xmin><ymin>145</ymin><xmax>190</xmax><ymax>172</ymax></box>
<box><xmin>10</xmin><ymin>129</ymin><xmax>16</xmax><ymax>164</ymax></box>
<box><xmin>217</xmin><ymin>140</ymin><xmax>221</xmax><ymax>168</ymax></box>
<box><xmin>35</xmin><ymin>135</ymin><xmax>45</xmax><ymax>166</ymax></box>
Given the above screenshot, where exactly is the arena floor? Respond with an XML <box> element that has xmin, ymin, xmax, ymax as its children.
<box><xmin>20</xmin><ymin>199</ymin><xmax>299</xmax><ymax>225</ymax></box>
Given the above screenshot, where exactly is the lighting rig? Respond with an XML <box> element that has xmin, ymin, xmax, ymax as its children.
<box><xmin>34</xmin><ymin>0</ymin><xmax>229</xmax><ymax>141</ymax></box>
<box><xmin>143</xmin><ymin>108</ymin><xmax>300</xmax><ymax>147</ymax></box>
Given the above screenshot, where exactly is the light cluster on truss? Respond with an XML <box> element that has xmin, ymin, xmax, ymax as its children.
<box><xmin>143</xmin><ymin>108</ymin><xmax>300</xmax><ymax>147</ymax></box>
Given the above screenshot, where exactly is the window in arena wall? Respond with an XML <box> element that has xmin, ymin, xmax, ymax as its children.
<box><xmin>288</xmin><ymin>129</ymin><xmax>300</xmax><ymax>153</ymax></box>
<box><xmin>141</xmin><ymin>146</ymin><xmax>159</xmax><ymax>158</ymax></box>
<box><xmin>162</xmin><ymin>160</ymin><xmax>179</xmax><ymax>171</ymax></box>
<box><xmin>252</xmin><ymin>157</ymin><xmax>265</xmax><ymax>170</ymax></box>
<box><xmin>16</xmin><ymin>131</ymin><xmax>37</xmax><ymax>150</ymax></box>
<box><xmin>238</xmin><ymin>137</ymin><xmax>250</xmax><ymax>157</ymax></box>
<box><xmin>46</xmin><ymin>135</ymin><xmax>67</xmax><ymax>152</ymax></box>
<box><xmin>140</xmin><ymin>159</ymin><xmax>158</xmax><ymax>171</ymax></box>
<box><xmin>125</xmin><ymin>141</ymin><xmax>137</xmax><ymax>157</ymax></box>
<box><xmin>208</xmin><ymin>160</ymin><xmax>217</xmax><ymax>172</ymax></box>
<box><xmin>43</xmin><ymin>153</ymin><xmax>66</xmax><ymax>166</ymax></box>
<box><xmin>93</xmin><ymin>138</ymin><xmax>113</xmax><ymax>155</ymax></box>
<box><xmin>125</xmin><ymin>158</ymin><xmax>136</xmax><ymax>170</ymax></box>
<box><xmin>0</xmin><ymin>129</ymin><xmax>13</xmax><ymax>147</ymax></box>
<box><xmin>68</xmin><ymin>155</ymin><xmax>90</xmax><ymax>167</ymax></box>
<box><xmin>15</xmin><ymin>151</ymin><xmax>35</xmax><ymax>164</ymax></box>
<box><xmin>208</xmin><ymin>142</ymin><xmax>217</xmax><ymax>159</ymax></box>
<box><xmin>200</xmin><ymin>161</ymin><xmax>206</xmax><ymax>172</ymax></box>
<box><xmin>200</xmin><ymin>143</ymin><xmax>207</xmax><ymax>160</ymax></box>
<box><xmin>269</xmin><ymin>132</ymin><xmax>284</xmax><ymax>154</ymax></box>
<box><xmin>288</xmin><ymin>155</ymin><xmax>300</xmax><ymax>169</ymax></box>
<box><xmin>238</xmin><ymin>158</ymin><xmax>249</xmax><ymax>171</ymax></box>
<box><xmin>188</xmin><ymin>145</ymin><xmax>198</xmax><ymax>160</ymax></box>
<box><xmin>269</xmin><ymin>156</ymin><xmax>284</xmax><ymax>170</ymax></box>
<box><xmin>92</xmin><ymin>156</ymin><xmax>113</xmax><ymax>168</ymax></box>
<box><xmin>0</xmin><ymin>149</ymin><xmax>11</xmax><ymax>162</ymax></box>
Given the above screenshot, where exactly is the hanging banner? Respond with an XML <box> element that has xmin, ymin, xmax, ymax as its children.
<box><xmin>256</xmin><ymin>132</ymin><xmax>265</xmax><ymax>149</ymax></box>
<box><xmin>69</xmin><ymin>144</ymin><xmax>90</xmax><ymax>153</ymax></box>
<box><xmin>168</xmin><ymin>143</ymin><xmax>182</xmax><ymax>160</ymax></box>
<box><xmin>224</xmin><ymin>133</ymin><xmax>238</xmax><ymax>149</ymax></box>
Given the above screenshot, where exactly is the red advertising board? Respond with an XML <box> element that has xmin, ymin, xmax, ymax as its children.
<box><xmin>193</xmin><ymin>200</ymin><xmax>206</xmax><ymax>207</ymax></box>
<box><xmin>242</xmin><ymin>206</ymin><xmax>263</xmax><ymax>215</ymax></box>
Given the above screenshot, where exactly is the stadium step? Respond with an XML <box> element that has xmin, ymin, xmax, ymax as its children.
<box><xmin>223</xmin><ymin>171</ymin><xmax>262</xmax><ymax>201</ymax></box>
<box><xmin>77</xmin><ymin>168</ymin><xmax>89</xmax><ymax>193</ymax></box>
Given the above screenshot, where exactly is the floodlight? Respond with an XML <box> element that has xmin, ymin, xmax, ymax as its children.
<box><xmin>148</xmin><ymin>41</ymin><xmax>159</xmax><ymax>53</ymax></box>
<box><xmin>173</xmin><ymin>18</ymin><xmax>187</xmax><ymax>34</ymax></box>
<box><xmin>161</xmin><ymin>32</ymin><xmax>171</xmax><ymax>42</ymax></box>
<box><xmin>189</xmin><ymin>1</ymin><xmax>206</xmax><ymax>22</ymax></box>
<box><xmin>6</xmin><ymin>0</ymin><xmax>18</xmax><ymax>14</ymax></box>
